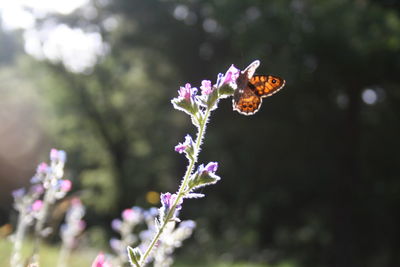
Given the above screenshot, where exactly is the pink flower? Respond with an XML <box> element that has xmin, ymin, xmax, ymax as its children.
<box><xmin>178</xmin><ymin>83</ymin><xmax>197</xmax><ymax>102</ymax></box>
<box><xmin>122</xmin><ymin>208</ymin><xmax>135</xmax><ymax>222</ymax></box>
<box><xmin>174</xmin><ymin>134</ymin><xmax>194</xmax><ymax>154</ymax></box>
<box><xmin>36</xmin><ymin>162</ymin><xmax>48</xmax><ymax>174</ymax></box>
<box><xmin>60</xmin><ymin>179</ymin><xmax>72</xmax><ymax>192</ymax></box>
<box><xmin>220</xmin><ymin>64</ymin><xmax>240</xmax><ymax>86</ymax></box>
<box><xmin>200</xmin><ymin>80</ymin><xmax>213</xmax><ymax>95</ymax></box>
<box><xmin>50</xmin><ymin>148</ymin><xmax>59</xmax><ymax>161</ymax></box>
<box><xmin>174</xmin><ymin>143</ymin><xmax>187</xmax><ymax>154</ymax></box>
<box><xmin>50</xmin><ymin>148</ymin><xmax>67</xmax><ymax>163</ymax></box>
<box><xmin>91</xmin><ymin>253</ymin><xmax>112</xmax><ymax>267</ymax></box>
<box><xmin>32</xmin><ymin>200</ymin><xmax>43</xmax><ymax>212</ymax></box>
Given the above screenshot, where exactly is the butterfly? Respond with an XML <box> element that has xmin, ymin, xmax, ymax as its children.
<box><xmin>232</xmin><ymin>60</ymin><xmax>285</xmax><ymax>115</ymax></box>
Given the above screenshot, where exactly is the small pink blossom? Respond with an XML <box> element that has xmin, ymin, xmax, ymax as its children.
<box><xmin>178</xmin><ymin>83</ymin><xmax>197</xmax><ymax>101</ymax></box>
<box><xmin>91</xmin><ymin>253</ymin><xmax>112</xmax><ymax>267</ymax></box>
<box><xmin>60</xmin><ymin>179</ymin><xmax>72</xmax><ymax>192</ymax></box>
<box><xmin>220</xmin><ymin>64</ymin><xmax>240</xmax><ymax>86</ymax></box>
<box><xmin>32</xmin><ymin>200</ymin><xmax>43</xmax><ymax>212</ymax></box>
<box><xmin>200</xmin><ymin>80</ymin><xmax>213</xmax><ymax>95</ymax></box>
<box><xmin>36</xmin><ymin>162</ymin><xmax>48</xmax><ymax>174</ymax></box>
<box><xmin>122</xmin><ymin>208</ymin><xmax>135</xmax><ymax>222</ymax></box>
<box><xmin>50</xmin><ymin>148</ymin><xmax>67</xmax><ymax>163</ymax></box>
<box><xmin>174</xmin><ymin>143</ymin><xmax>187</xmax><ymax>153</ymax></box>
<box><xmin>50</xmin><ymin>148</ymin><xmax>59</xmax><ymax>161</ymax></box>
<box><xmin>174</xmin><ymin>134</ymin><xmax>194</xmax><ymax>154</ymax></box>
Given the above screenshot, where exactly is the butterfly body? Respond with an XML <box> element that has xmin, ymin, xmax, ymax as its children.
<box><xmin>232</xmin><ymin>60</ymin><xmax>285</xmax><ymax>115</ymax></box>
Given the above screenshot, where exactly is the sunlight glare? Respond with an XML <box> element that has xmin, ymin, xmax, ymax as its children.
<box><xmin>0</xmin><ymin>0</ymin><xmax>107</xmax><ymax>73</ymax></box>
<box><xmin>25</xmin><ymin>24</ymin><xmax>107</xmax><ymax>73</ymax></box>
<box><xmin>0</xmin><ymin>3</ymin><xmax>35</xmax><ymax>30</ymax></box>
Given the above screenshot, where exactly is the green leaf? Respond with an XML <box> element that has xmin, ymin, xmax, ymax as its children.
<box><xmin>127</xmin><ymin>246</ymin><xmax>142</xmax><ymax>267</ymax></box>
<box><xmin>206</xmin><ymin>87</ymin><xmax>219</xmax><ymax>109</ymax></box>
<box><xmin>188</xmin><ymin>171</ymin><xmax>220</xmax><ymax>191</ymax></box>
<box><xmin>218</xmin><ymin>84</ymin><xmax>235</xmax><ymax>97</ymax></box>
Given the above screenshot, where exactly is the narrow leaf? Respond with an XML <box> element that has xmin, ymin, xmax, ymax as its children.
<box><xmin>127</xmin><ymin>246</ymin><xmax>142</xmax><ymax>267</ymax></box>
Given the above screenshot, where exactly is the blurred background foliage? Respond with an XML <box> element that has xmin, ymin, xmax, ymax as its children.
<box><xmin>1</xmin><ymin>0</ymin><xmax>400</xmax><ymax>266</ymax></box>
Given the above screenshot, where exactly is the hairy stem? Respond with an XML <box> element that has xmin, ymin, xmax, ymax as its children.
<box><xmin>138</xmin><ymin>108</ymin><xmax>211</xmax><ymax>266</ymax></box>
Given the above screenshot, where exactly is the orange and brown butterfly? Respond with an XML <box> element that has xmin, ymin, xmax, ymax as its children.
<box><xmin>232</xmin><ymin>60</ymin><xmax>285</xmax><ymax>115</ymax></box>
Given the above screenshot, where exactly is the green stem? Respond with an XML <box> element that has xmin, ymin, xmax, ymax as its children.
<box><xmin>138</xmin><ymin>108</ymin><xmax>211</xmax><ymax>266</ymax></box>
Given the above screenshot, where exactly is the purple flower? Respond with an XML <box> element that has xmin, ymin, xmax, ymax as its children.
<box><xmin>109</xmin><ymin>238</ymin><xmax>121</xmax><ymax>251</ymax></box>
<box><xmin>143</xmin><ymin>207</ymin><xmax>158</xmax><ymax>220</ymax></box>
<box><xmin>174</xmin><ymin>134</ymin><xmax>194</xmax><ymax>154</ymax></box>
<box><xmin>174</xmin><ymin>143</ymin><xmax>186</xmax><ymax>154</ymax></box>
<box><xmin>12</xmin><ymin>188</ymin><xmax>25</xmax><ymax>199</ymax></box>
<box><xmin>200</xmin><ymin>80</ymin><xmax>213</xmax><ymax>95</ymax></box>
<box><xmin>111</xmin><ymin>219</ymin><xmax>122</xmax><ymax>232</ymax></box>
<box><xmin>160</xmin><ymin>192</ymin><xmax>174</xmax><ymax>209</ymax></box>
<box><xmin>60</xmin><ymin>179</ymin><xmax>72</xmax><ymax>192</ymax></box>
<box><xmin>160</xmin><ymin>192</ymin><xmax>182</xmax><ymax>212</ymax></box>
<box><xmin>31</xmin><ymin>184</ymin><xmax>44</xmax><ymax>194</ymax></box>
<box><xmin>50</xmin><ymin>148</ymin><xmax>67</xmax><ymax>163</ymax></box>
<box><xmin>32</xmin><ymin>200</ymin><xmax>43</xmax><ymax>212</ymax></box>
<box><xmin>58</xmin><ymin>150</ymin><xmax>67</xmax><ymax>163</ymax></box>
<box><xmin>178</xmin><ymin>83</ymin><xmax>197</xmax><ymax>102</ymax></box>
<box><xmin>188</xmin><ymin>162</ymin><xmax>220</xmax><ymax>191</ymax></box>
<box><xmin>220</xmin><ymin>65</ymin><xmax>240</xmax><ymax>86</ymax></box>
<box><xmin>205</xmin><ymin>162</ymin><xmax>218</xmax><ymax>172</ymax></box>
<box><xmin>50</xmin><ymin>148</ymin><xmax>59</xmax><ymax>161</ymax></box>
<box><xmin>198</xmin><ymin>162</ymin><xmax>218</xmax><ymax>175</ymax></box>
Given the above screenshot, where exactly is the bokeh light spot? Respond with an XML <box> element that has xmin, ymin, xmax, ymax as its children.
<box><xmin>362</xmin><ymin>88</ymin><xmax>378</xmax><ymax>105</ymax></box>
<box><xmin>146</xmin><ymin>191</ymin><xmax>160</xmax><ymax>205</ymax></box>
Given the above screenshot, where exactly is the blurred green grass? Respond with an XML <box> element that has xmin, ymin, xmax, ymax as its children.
<box><xmin>0</xmin><ymin>238</ymin><xmax>95</xmax><ymax>266</ymax></box>
<box><xmin>0</xmin><ymin>238</ymin><xmax>295</xmax><ymax>267</ymax></box>
<box><xmin>175</xmin><ymin>262</ymin><xmax>295</xmax><ymax>267</ymax></box>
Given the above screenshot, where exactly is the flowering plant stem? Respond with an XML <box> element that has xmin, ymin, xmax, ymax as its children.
<box><xmin>138</xmin><ymin>108</ymin><xmax>210</xmax><ymax>266</ymax></box>
<box><xmin>32</xmin><ymin>190</ymin><xmax>51</xmax><ymax>262</ymax></box>
<box><xmin>10</xmin><ymin>211</ymin><xmax>28</xmax><ymax>267</ymax></box>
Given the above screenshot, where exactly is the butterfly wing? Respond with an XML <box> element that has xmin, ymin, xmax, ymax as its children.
<box><xmin>232</xmin><ymin>86</ymin><xmax>262</xmax><ymax>115</ymax></box>
<box><xmin>243</xmin><ymin>60</ymin><xmax>260</xmax><ymax>79</ymax></box>
<box><xmin>232</xmin><ymin>60</ymin><xmax>285</xmax><ymax>115</ymax></box>
<box><xmin>236</xmin><ymin>60</ymin><xmax>260</xmax><ymax>89</ymax></box>
<box><xmin>249</xmin><ymin>75</ymin><xmax>285</xmax><ymax>97</ymax></box>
